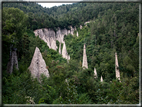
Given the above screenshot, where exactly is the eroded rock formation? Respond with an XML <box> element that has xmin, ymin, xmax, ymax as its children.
<box><xmin>77</xmin><ymin>31</ymin><xmax>79</xmax><ymax>37</ymax></box>
<box><xmin>84</xmin><ymin>21</ymin><xmax>90</xmax><ymax>25</ymax></box>
<box><xmin>7</xmin><ymin>49</ymin><xmax>19</xmax><ymax>74</ymax></box>
<box><xmin>80</xmin><ymin>25</ymin><xmax>82</xmax><ymax>29</ymax></box>
<box><xmin>115</xmin><ymin>52</ymin><xmax>120</xmax><ymax>81</ymax></box>
<box><xmin>34</xmin><ymin>28</ymin><xmax>57</xmax><ymax>51</ymax></box>
<box><xmin>56</xmin><ymin>28</ymin><xmax>68</xmax><ymax>43</ymax></box>
<box><xmin>100</xmin><ymin>75</ymin><xmax>103</xmax><ymax>82</ymax></box>
<box><xmin>84</xmin><ymin>21</ymin><xmax>90</xmax><ymax>27</ymax></box>
<box><xmin>29</xmin><ymin>47</ymin><xmax>49</xmax><ymax>80</ymax></box>
<box><xmin>62</xmin><ymin>42</ymin><xmax>70</xmax><ymax>60</ymax></box>
<box><xmin>82</xmin><ymin>44</ymin><xmax>88</xmax><ymax>69</ymax></box>
<box><xmin>34</xmin><ymin>26</ymin><xmax>76</xmax><ymax>60</ymax></box>
<box><xmin>94</xmin><ymin>68</ymin><xmax>97</xmax><ymax>78</ymax></box>
<box><xmin>69</xmin><ymin>26</ymin><xmax>75</xmax><ymax>35</ymax></box>
<box><xmin>59</xmin><ymin>43</ymin><xmax>62</xmax><ymax>54</ymax></box>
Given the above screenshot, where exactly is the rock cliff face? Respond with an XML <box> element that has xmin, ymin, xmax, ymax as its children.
<box><xmin>34</xmin><ymin>26</ymin><xmax>76</xmax><ymax>60</ymax></box>
<box><xmin>56</xmin><ymin>28</ymin><xmax>67</xmax><ymax>43</ymax></box>
<box><xmin>29</xmin><ymin>47</ymin><xmax>49</xmax><ymax>80</ymax></box>
<box><xmin>7</xmin><ymin>50</ymin><xmax>19</xmax><ymax>74</ymax></box>
<box><xmin>34</xmin><ymin>28</ymin><xmax>57</xmax><ymax>51</ymax></box>
<box><xmin>115</xmin><ymin>52</ymin><xmax>120</xmax><ymax>81</ymax></box>
<box><xmin>82</xmin><ymin>44</ymin><xmax>88</xmax><ymax>69</ymax></box>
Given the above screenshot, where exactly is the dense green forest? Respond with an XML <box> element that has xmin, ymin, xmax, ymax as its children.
<box><xmin>2</xmin><ymin>2</ymin><xmax>139</xmax><ymax>104</ymax></box>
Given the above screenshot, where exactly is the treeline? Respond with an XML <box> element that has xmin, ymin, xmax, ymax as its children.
<box><xmin>3</xmin><ymin>3</ymin><xmax>138</xmax><ymax>30</ymax></box>
<box><xmin>3</xmin><ymin>2</ymin><xmax>70</xmax><ymax>30</ymax></box>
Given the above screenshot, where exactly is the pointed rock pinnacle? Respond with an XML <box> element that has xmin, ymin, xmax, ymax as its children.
<box><xmin>115</xmin><ymin>52</ymin><xmax>120</xmax><ymax>81</ymax></box>
<box><xmin>82</xmin><ymin>44</ymin><xmax>88</xmax><ymax>69</ymax></box>
<box><xmin>29</xmin><ymin>47</ymin><xmax>50</xmax><ymax>81</ymax></box>
<box><xmin>94</xmin><ymin>68</ymin><xmax>97</xmax><ymax>78</ymax></box>
<box><xmin>100</xmin><ymin>75</ymin><xmax>103</xmax><ymax>82</ymax></box>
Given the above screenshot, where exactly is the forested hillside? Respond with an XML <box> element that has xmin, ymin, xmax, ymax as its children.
<box><xmin>2</xmin><ymin>2</ymin><xmax>139</xmax><ymax>104</ymax></box>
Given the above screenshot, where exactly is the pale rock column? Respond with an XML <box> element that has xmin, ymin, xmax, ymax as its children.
<box><xmin>77</xmin><ymin>31</ymin><xmax>79</xmax><ymax>37</ymax></box>
<box><xmin>7</xmin><ymin>49</ymin><xmax>19</xmax><ymax>74</ymax></box>
<box><xmin>29</xmin><ymin>47</ymin><xmax>50</xmax><ymax>80</ymax></box>
<box><xmin>62</xmin><ymin>42</ymin><xmax>70</xmax><ymax>60</ymax></box>
<box><xmin>94</xmin><ymin>68</ymin><xmax>97</xmax><ymax>78</ymax></box>
<box><xmin>115</xmin><ymin>52</ymin><xmax>120</xmax><ymax>81</ymax></box>
<box><xmin>80</xmin><ymin>25</ymin><xmax>82</xmax><ymax>29</ymax></box>
<box><xmin>82</xmin><ymin>44</ymin><xmax>88</xmax><ymax>69</ymax></box>
<box><xmin>100</xmin><ymin>75</ymin><xmax>103</xmax><ymax>82</ymax></box>
<box><xmin>59</xmin><ymin>43</ymin><xmax>61</xmax><ymax>54</ymax></box>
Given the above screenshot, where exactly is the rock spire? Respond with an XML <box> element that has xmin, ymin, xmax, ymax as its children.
<box><xmin>7</xmin><ymin>49</ymin><xmax>19</xmax><ymax>74</ymax></box>
<box><xmin>62</xmin><ymin>42</ymin><xmax>70</xmax><ymax>60</ymax></box>
<box><xmin>100</xmin><ymin>75</ymin><xmax>103</xmax><ymax>82</ymax></box>
<box><xmin>82</xmin><ymin>44</ymin><xmax>88</xmax><ymax>69</ymax></box>
<box><xmin>115</xmin><ymin>52</ymin><xmax>120</xmax><ymax>81</ymax></box>
<box><xmin>59</xmin><ymin>43</ymin><xmax>61</xmax><ymax>54</ymax></box>
<box><xmin>77</xmin><ymin>31</ymin><xmax>79</xmax><ymax>37</ymax></box>
<box><xmin>34</xmin><ymin>26</ymin><xmax>76</xmax><ymax>60</ymax></box>
<box><xmin>94</xmin><ymin>68</ymin><xmax>97</xmax><ymax>78</ymax></box>
<box><xmin>80</xmin><ymin>25</ymin><xmax>82</xmax><ymax>29</ymax></box>
<box><xmin>29</xmin><ymin>47</ymin><xmax>49</xmax><ymax>80</ymax></box>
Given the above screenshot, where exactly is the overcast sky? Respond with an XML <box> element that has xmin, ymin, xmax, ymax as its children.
<box><xmin>38</xmin><ymin>3</ymin><xmax>73</xmax><ymax>8</ymax></box>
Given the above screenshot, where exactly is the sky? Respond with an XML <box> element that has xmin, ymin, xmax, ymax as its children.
<box><xmin>38</xmin><ymin>3</ymin><xmax>73</xmax><ymax>8</ymax></box>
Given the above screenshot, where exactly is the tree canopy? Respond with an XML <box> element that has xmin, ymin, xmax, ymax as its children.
<box><xmin>2</xmin><ymin>2</ymin><xmax>139</xmax><ymax>104</ymax></box>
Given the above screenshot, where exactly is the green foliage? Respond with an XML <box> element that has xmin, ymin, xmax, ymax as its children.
<box><xmin>2</xmin><ymin>3</ymin><xmax>139</xmax><ymax>104</ymax></box>
<box><xmin>2</xmin><ymin>7</ymin><xmax>28</xmax><ymax>71</ymax></box>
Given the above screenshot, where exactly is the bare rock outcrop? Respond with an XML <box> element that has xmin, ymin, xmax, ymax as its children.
<box><xmin>115</xmin><ymin>52</ymin><xmax>120</xmax><ymax>81</ymax></box>
<box><xmin>100</xmin><ymin>75</ymin><xmax>103</xmax><ymax>82</ymax></box>
<box><xmin>80</xmin><ymin>25</ymin><xmax>82</xmax><ymax>29</ymax></box>
<box><xmin>84</xmin><ymin>21</ymin><xmax>90</xmax><ymax>27</ymax></box>
<box><xmin>56</xmin><ymin>28</ymin><xmax>68</xmax><ymax>43</ymax></box>
<box><xmin>82</xmin><ymin>44</ymin><xmax>88</xmax><ymax>69</ymax></box>
<box><xmin>34</xmin><ymin>26</ymin><xmax>76</xmax><ymax>60</ymax></box>
<box><xmin>59</xmin><ymin>43</ymin><xmax>62</xmax><ymax>54</ymax></box>
<box><xmin>29</xmin><ymin>47</ymin><xmax>49</xmax><ymax>80</ymax></box>
<box><xmin>7</xmin><ymin>49</ymin><xmax>19</xmax><ymax>74</ymax></box>
<box><xmin>84</xmin><ymin>21</ymin><xmax>90</xmax><ymax>25</ymax></box>
<box><xmin>34</xmin><ymin>28</ymin><xmax>57</xmax><ymax>51</ymax></box>
<box><xmin>62</xmin><ymin>42</ymin><xmax>70</xmax><ymax>60</ymax></box>
<box><xmin>67</xmin><ymin>30</ymin><xmax>71</xmax><ymax>34</ymax></box>
<box><xmin>94</xmin><ymin>68</ymin><xmax>97</xmax><ymax>78</ymax></box>
<box><xmin>69</xmin><ymin>26</ymin><xmax>75</xmax><ymax>35</ymax></box>
<box><xmin>77</xmin><ymin>31</ymin><xmax>79</xmax><ymax>37</ymax></box>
